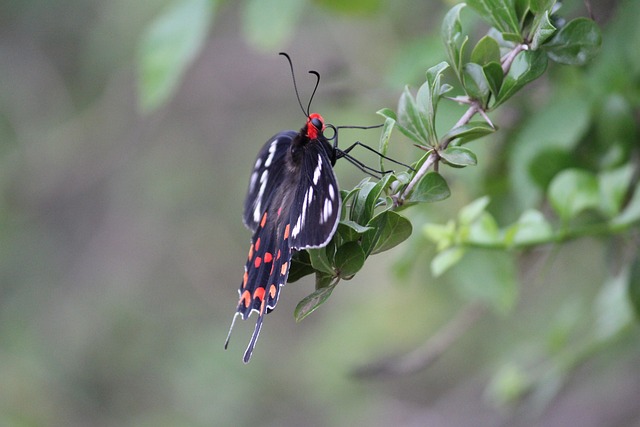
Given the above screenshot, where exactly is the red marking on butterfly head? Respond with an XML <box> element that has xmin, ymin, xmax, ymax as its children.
<box><xmin>306</xmin><ymin>113</ymin><xmax>325</xmax><ymax>140</ymax></box>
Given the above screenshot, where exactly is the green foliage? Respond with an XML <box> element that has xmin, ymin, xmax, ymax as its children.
<box><xmin>137</xmin><ymin>0</ymin><xmax>216</xmax><ymax>113</ymax></box>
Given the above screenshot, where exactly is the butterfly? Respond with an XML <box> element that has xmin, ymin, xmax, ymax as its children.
<box><xmin>225</xmin><ymin>53</ymin><xmax>408</xmax><ymax>363</ymax></box>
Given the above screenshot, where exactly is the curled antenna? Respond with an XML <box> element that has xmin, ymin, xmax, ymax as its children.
<box><xmin>279</xmin><ymin>52</ymin><xmax>320</xmax><ymax>117</ymax></box>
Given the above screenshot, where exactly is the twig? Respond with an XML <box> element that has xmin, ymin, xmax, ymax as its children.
<box><xmin>394</xmin><ymin>43</ymin><xmax>528</xmax><ymax>205</ymax></box>
<box><xmin>352</xmin><ymin>302</ymin><xmax>487</xmax><ymax>377</ymax></box>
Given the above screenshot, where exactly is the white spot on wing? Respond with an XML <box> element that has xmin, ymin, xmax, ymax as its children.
<box><xmin>264</xmin><ymin>139</ymin><xmax>278</xmax><ymax>167</ymax></box>
<box><xmin>328</xmin><ymin>185</ymin><xmax>335</xmax><ymax>201</ymax></box>
<box><xmin>322</xmin><ymin>198</ymin><xmax>333</xmax><ymax>224</ymax></box>
<box><xmin>253</xmin><ymin>170</ymin><xmax>268</xmax><ymax>222</ymax></box>
<box><xmin>313</xmin><ymin>154</ymin><xmax>323</xmax><ymax>185</ymax></box>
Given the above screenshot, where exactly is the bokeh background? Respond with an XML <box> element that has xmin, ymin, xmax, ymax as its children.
<box><xmin>1</xmin><ymin>0</ymin><xmax>639</xmax><ymax>426</ymax></box>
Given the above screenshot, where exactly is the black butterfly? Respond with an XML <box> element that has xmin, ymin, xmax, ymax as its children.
<box><xmin>225</xmin><ymin>53</ymin><xmax>409</xmax><ymax>363</ymax></box>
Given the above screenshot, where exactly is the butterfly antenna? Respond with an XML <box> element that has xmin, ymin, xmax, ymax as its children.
<box><xmin>280</xmin><ymin>52</ymin><xmax>320</xmax><ymax>118</ymax></box>
<box><xmin>306</xmin><ymin>70</ymin><xmax>320</xmax><ymax>116</ymax></box>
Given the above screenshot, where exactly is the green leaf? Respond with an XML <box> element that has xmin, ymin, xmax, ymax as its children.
<box><xmin>463</xmin><ymin>62</ymin><xmax>491</xmax><ymax>105</ymax></box>
<box><xmin>431</xmin><ymin>246</ymin><xmax>466</xmax><ymax>277</ymax></box>
<box><xmin>510</xmin><ymin>209</ymin><xmax>553</xmax><ymax>246</ymax></box>
<box><xmin>423</xmin><ymin>219</ymin><xmax>456</xmax><ymax>251</ymax></box>
<box><xmin>544</xmin><ymin>18</ymin><xmax>602</xmax><ymax>66</ymax></box>
<box><xmin>467</xmin><ymin>0</ymin><xmax>521</xmax><ymax>36</ymax></box>
<box><xmin>442</xmin><ymin>3</ymin><xmax>468</xmax><ymax>79</ymax></box>
<box><xmin>408</xmin><ymin>172</ymin><xmax>451</xmax><ymax>204</ymax></box>
<box><xmin>529</xmin><ymin>0</ymin><xmax>556</xmax><ymax>14</ymax></box>
<box><xmin>598</xmin><ymin>164</ymin><xmax>634</xmax><ymax>218</ymax></box>
<box><xmin>451</xmin><ymin>249</ymin><xmax>518</xmax><ymax>313</ymax></box>
<box><xmin>483</xmin><ymin>61</ymin><xmax>504</xmax><ymax>97</ymax></box>
<box><xmin>459</xmin><ymin>196</ymin><xmax>491</xmax><ymax>224</ymax></box>
<box><xmin>288</xmin><ymin>250</ymin><xmax>315</xmax><ymax>283</ymax></box>
<box><xmin>307</xmin><ymin>247</ymin><xmax>335</xmax><ymax>275</ymax></box>
<box><xmin>442</xmin><ymin>121</ymin><xmax>496</xmax><ymax>145</ymax></box>
<box><xmin>470</xmin><ymin>35</ymin><xmax>501</xmax><ymax>65</ymax></box>
<box><xmin>349</xmin><ymin>175</ymin><xmax>394</xmax><ymax>225</ymax></box>
<box><xmin>368</xmin><ymin>211</ymin><xmax>412</xmax><ymax>254</ymax></box>
<box><xmin>396</xmin><ymin>86</ymin><xmax>429</xmax><ymax>145</ymax></box>
<box><xmin>314</xmin><ymin>0</ymin><xmax>381</xmax><ymax>14</ymax></box>
<box><xmin>243</xmin><ymin>0</ymin><xmax>306</xmax><ymax>50</ymax></box>
<box><xmin>611</xmin><ymin>183</ymin><xmax>640</xmax><ymax>227</ymax></box>
<box><xmin>378</xmin><ymin>117</ymin><xmax>395</xmax><ymax>172</ymax></box>
<box><xmin>338</xmin><ymin>221</ymin><xmax>374</xmax><ymax>243</ymax></box>
<box><xmin>137</xmin><ymin>0</ymin><xmax>215</xmax><ymax>113</ymax></box>
<box><xmin>494</xmin><ymin>49</ymin><xmax>548</xmax><ymax>108</ymax></box>
<box><xmin>467</xmin><ymin>212</ymin><xmax>500</xmax><ymax>245</ymax></box>
<box><xmin>334</xmin><ymin>242</ymin><xmax>366</xmax><ymax>278</ymax></box>
<box><xmin>294</xmin><ymin>282</ymin><xmax>337</xmax><ymax>322</ymax></box>
<box><xmin>416</xmin><ymin>62</ymin><xmax>452</xmax><ymax>144</ymax></box>
<box><xmin>530</xmin><ymin>10</ymin><xmax>556</xmax><ymax>50</ymax></box>
<box><xmin>548</xmin><ymin>169</ymin><xmax>600</xmax><ymax>222</ymax></box>
<box><xmin>440</xmin><ymin>146</ymin><xmax>478</xmax><ymax>167</ymax></box>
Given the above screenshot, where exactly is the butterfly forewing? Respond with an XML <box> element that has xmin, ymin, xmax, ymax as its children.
<box><xmin>288</xmin><ymin>141</ymin><xmax>341</xmax><ymax>249</ymax></box>
<box><xmin>243</xmin><ymin>131</ymin><xmax>296</xmax><ymax>231</ymax></box>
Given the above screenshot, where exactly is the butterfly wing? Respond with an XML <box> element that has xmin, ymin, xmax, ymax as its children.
<box><xmin>288</xmin><ymin>141</ymin><xmax>341</xmax><ymax>249</ymax></box>
<box><xmin>243</xmin><ymin>131</ymin><xmax>296</xmax><ymax>231</ymax></box>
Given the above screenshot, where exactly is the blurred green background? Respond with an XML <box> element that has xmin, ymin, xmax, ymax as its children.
<box><xmin>1</xmin><ymin>0</ymin><xmax>639</xmax><ymax>426</ymax></box>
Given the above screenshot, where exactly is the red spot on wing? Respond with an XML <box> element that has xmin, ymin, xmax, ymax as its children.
<box><xmin>283</xmin><ymin>224</ymin><xmax>290</xmax><ymax>240</ymax></box>
<box><xmin>255</xmin><ymin>237</ymin><xmax>261</xmax><ymax>251</ymax></box>
<box><xmin>281</xmin><ymin>261</ymin><xmax>288</xmax><ymax>276</ymax></box>
<box><xmin>254</xmin><ymin>256</ymin><xmax>262</xmax><ymax>268</ymax></box>
<box><xmin>248</xmin><ymin>243</ymin><xmax>254</xmax><ymax>261</ymax></box>
<box><xmin>269</xmin><ymin>284</ymin><xmax>277</xmax><ymax>299</ymax></box>
<box><xmin>254</xmin><ymin>287</ymin><xmax>267</xmax><ymax>314</ymax></box>
<box><xmin>243</xmin><ymin>271</ymin><xmax>248</xmax><ymax>288</ymax></box>
<box><xmin>264</xmin><ymin>252</ymin><xmax>273</xmax><ymax>263</ymax></box>
<box><xmin>276</xmin><ymin>249</ymin><xmax>281</xmax><ymax>260</ymax></box>
<box><xmin>260</xmin><ymin>212</ymin><xmax>268</xmax><ymax>228</ymax></box>
<box><xmin>240</xmin><ymin>290</ymin><xmax>251</xmax><ymax>308</ymax></box>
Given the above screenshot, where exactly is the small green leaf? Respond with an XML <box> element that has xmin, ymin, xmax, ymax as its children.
<box><xmin>467</xmin><ymin>0</ymin><xmax>521</xmax><ymax>36</ymax></box>
<box><xmin>335</xmin><ymin>242</ymin><xmax>366</xmax><ymax>278</ymax></box>
<box><xmin>378</xmin><ymin>117</ymin><xmax>395</xmax><ymax>172</ymax></box>
<box><xmin>396</xmin><ymin>86</ymin><xmax>429</xmax><ymax>145</ymax></box>
<box><xmin>243</xmin><ymin>0</ymin><xmax>306</xmax><ymax>50</ymax></box>
<box><xmin>137</xmin><ymin>0</ymin><xmax>215</xmax><ymax>113</ymax></box>
<box><xmin>338</xmin><ymin>221</ymin><xmax>374</xmax><ymax>242</ymax></box>
<box><xmin>307</xmin><ymin>247</ymin><xmax>335</xmax><ymax>275</ymax></box>
<box><xmin>544</xmin><ymin>18</ymin><xmax>602</xmax><ymax>65</ymax></box>
<box><xmin>431</xmin><ymin>246</ymin><xmax>466</xmax><ymax>277</ymax></box>
<box><xmin>598</xmin><ymin>164</ymin><xmax>634</xmax><ymax>218</ymax></box>
<box><xmin>416</xmin><ymin>62</ymin><xmax>452</xmax><ymax>144</ymax></box>
<box><xmin>424</xmin><ymin>219</ymin><xmax>456</xmax><ymax>251</ymax></box>
<box><xmin>463</xmin><ymin>62</ymin><xmax>491</xmax><ymax>105</ymax></box>
<box><xmin>611</xmin><ymin>183</ymin><xmax>640</xmax><ymax>227</ymax></box>
<box><xmin>471</xmin><ymin>35</ymin><xmax>501</xmax><ymax>65</ymax></box>
<box><xmin>494</xmin><ymin>49</ymin><xmax>548</xmax><ymax>108</ymax></box>
<box><xmin>483</xmin><ymin>61</ymin><xmax>504</xmax><ymax>97</ymax></box>
<box><xmin>442</xmin><ymin>121</ymin><xmax>496</xmax><ymax>145</ymax></box>
<box><xmin>529</xmin><ymin>0</ymin><xmax>556</xmax><ymax>13</ymax></box>
<box><xmin>467</xmin><ymin>212</ymin><xmax>500</xmax><ymax>245</ymax></box>
<box><xmin>442</xmin><ymin>3</ymin><xmax>467</xmax><ymax>79</ymax></box>
<box><xmin>510</xmin><ymin>209</ymin><xmax>553</xmax><ymax>246</ymax></box>
<box><xmin>459</xmin><ymin>196</ymin><xmax>491</xmax><ymax>224</ymax></box>
<box><xmin>349</xmin><ymin>175</ymin><xmax>394</xmax><ymax>225</ymax></box>
<box><xmin>440</xmin><ymin>146</ymin><xmax>478</xmax><ymax>167</ymax></box>
<box><xmin>548</xmin><ymin>169</ymin><xmax>600</xmax><ymax>222</ymax></box>
<box><xmin>368</xmin><ymin>211</ymin><xmax>413</xmax><ymax>254</ymax></box>
<box><xmin>294</xmin><ymin>282</ymin><xmax>337</xmax><ymax>322</ymax></box>
<box><xmin>408</xmin><ymin>172</ymin><xmax>451</xmax><ymax>204</ymax></box>
<box><xmin>530</xmin><ymin>10</ymin><xmax>556</xmax><ymax>50</ymax></box>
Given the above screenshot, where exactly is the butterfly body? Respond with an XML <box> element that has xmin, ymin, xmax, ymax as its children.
<box><xmin>226</xmin><ymin>114</ymin><xmax>341</xmax><ymax>363</ymax></box>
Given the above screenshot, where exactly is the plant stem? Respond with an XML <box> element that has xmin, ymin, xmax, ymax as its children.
<box><xmin>394</xmin><ymin>43</ymin><xmax>528</xmax><ymax>205</ymax></box>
